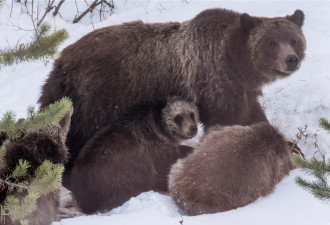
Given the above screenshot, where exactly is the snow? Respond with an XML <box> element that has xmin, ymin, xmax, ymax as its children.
<box><xmin>1</xmin><ymin>0</ymin><xmax>330</xmax><ymax>224</ymax></box>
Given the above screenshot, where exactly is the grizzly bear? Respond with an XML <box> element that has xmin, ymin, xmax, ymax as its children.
<box><xmin>70</xmin><ymin>98</ymin><xmax>199</xmax><ymax>213</ymax></box>
<box><xmin>168</xmin><ymin>122</ymin><xmax>295</xmax><ymax>215</ymax></box>
<box><xmin>38</xmin><ymin>8</ymin><xmax>306</xmax><ymax>188</ymax></box>
<box><xmin>0</xmin><ymin>109</ymin><xmax>72</xmax><ymax>225</ymax></box>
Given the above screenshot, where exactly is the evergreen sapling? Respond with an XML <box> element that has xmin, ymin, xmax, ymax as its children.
<box><xmin>295</xmin><ymin>117</ymin><xmax>330</xmax><ymax>203</ymax></box>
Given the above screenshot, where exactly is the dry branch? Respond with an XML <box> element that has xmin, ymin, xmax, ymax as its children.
<box><xmin>53</xmin><ymin>0</ymin><xmax>65</xmax><ymax>17</ymax></box>
<box><xmin>73</xmin><ymin>0</ymin><xmax>113</xmax><ymax>23</ymax></box>
<box><xmin>37</xmin><ymin>0</ymin><xmax>56</xmax><ymax>26</ymax></box>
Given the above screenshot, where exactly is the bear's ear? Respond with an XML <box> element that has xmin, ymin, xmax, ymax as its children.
<box><xmin>240</xmin><ymin>13</ymin><xmax>257</xmax><ymax>32</ymax></box>
<box><xmin>58</xmin><ymin>107</ymin><xmax>73</xmax><ymax>142</ymax></box>
<box><xmin>286</xmin><ymin>10</ymin><xmax>304</xmax><ymax>27</ymax></box>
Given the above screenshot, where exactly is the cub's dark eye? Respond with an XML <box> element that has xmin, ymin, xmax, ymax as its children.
<box><xmin>291</xmin><ymin>39</ymin><xmax>297</xmax><ymax>46</ymax></box>
<box><xmin>174</xmin><ymin>115</ymin><xmax>183</xmax><ymax>126</ymax></box>
<box><xmin>190</xmin><ymin>112</ymin><xmax>195</xmax><ymax>121</ymax></box>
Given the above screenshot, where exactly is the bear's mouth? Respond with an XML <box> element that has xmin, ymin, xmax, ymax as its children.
<box><xmin>276</xmin><ymin>69</ymin><xmax>292</xmax><ymax>76</ymax></box>
<box><xmin>275</xmin><ymin>66</ymin><xmax>295</xmax><ymax>77</ymax></box>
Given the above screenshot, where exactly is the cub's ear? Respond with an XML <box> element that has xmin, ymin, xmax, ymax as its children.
<box><xmin>286</xmin><ymin>10</ymin><xmax>304</xmax><ymax>27</ymax></box>
<box><xmin>58</xmin><ymin>107</ymin><xmax>73</xmax><ymax>142</ymax></box>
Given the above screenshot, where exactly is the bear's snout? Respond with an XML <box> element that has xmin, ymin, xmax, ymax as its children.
<box><xmin>285</xmin><ymin>54</ymin><xmax>299</xmax><ymax>71</ymax></box>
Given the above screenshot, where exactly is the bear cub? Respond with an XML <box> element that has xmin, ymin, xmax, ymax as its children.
<box><xmin>0</xmin><ymin>109</ymin><xmax>72</xmax><ymax>225</ymax></box>
<box><xmin>169</xmin><ymin>122</ymin><xmax>295</xmax><ymax>215</ymax></box>
<box><xmin>70</xmin><ymin>97</ymin><xmax>199</xmax><ymax>214</ymax></box>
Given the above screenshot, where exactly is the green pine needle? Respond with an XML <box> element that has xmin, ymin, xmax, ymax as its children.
<box><xmin>319</xmin><ymin>117</ymin><xmax>330</xmax><ymax>132</ymax></box>
<box><xmin>25</xmin><ymin>97</ymin><xmax>72</xmax><ymax>133</ymax></box>
<box><xmin>0</xmin><ymin>97</ymin><xmax>72</xmax><ymax>140</ymax></box>
<box><xmin>296</xmin><ymin>177</ymin><xmax>330</xmax><ymax>202</ymax></box>
<box><xmin>12</xmin><ymin>160</ymin><xmax>30</xmax><ymax>179</ymax></box>
<box><xmin>4</xmin><ymin>191</ymin><xmax>40</xmax><ymax>222</ymax></box>
<box><xmin>0</xmin><ymin>111</ymin><xmax>17</xmax><ymax>139</ymax></box>
<box><xmin>27</xmin><ymin>106</ymin><xmax>36</xmax><ymax>118</ymax></box>
<box><xmin>35</xmin><ymin>24</ymin><xmax>51</xmax><ymax>40</ymax></box>
<box><xmin>1</xmin><ymin>161</ymin><xmax>63</xmax><ymax>223</ymax></box>
<box><xmin>295</xmin><ymin>156</ymin><xmax>330</xmax><ymax>203</ymax></box>
<box><xmin>20</xmin><ymin>219</ymin><xmax>29</xmax><ymax>225</ymax></box>
<box><xmin>0</xmin><ymin>24</ymin><xmax>68</xmax><ymax>68</ymax></box>
<box><xmin>30</xmin><ymin>160</ymin><xmax>64</xmax><ymax>194</ymax></box>
<box><xmin>0</xmin><ymin>145</ymin><xmax>6</xmax><ymax>158</ymax></box>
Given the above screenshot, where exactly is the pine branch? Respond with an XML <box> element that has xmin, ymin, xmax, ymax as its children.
<box><xmin>0</xmin><ymin>162</ymin><xmax>64</xmax><ymax>223</ymax></box>
<box><xmin>0</xmin><ymin>97</ymin><xmax>72</xmax><ymax>140</ymax></box>
<box><xmin>11</xmin><ymin>160</ymin><xmax>30</xmax><ymax>179</ymax></box>
<box><xmin>25</xmin><ymin>97</ymin><xmax>72</xmax><ymax>133</ymax></box>
<box><xmin>0</xmin><ymin>24</ymin><xmax>68</xmax><ymax>68</ymax></box>
<box><xmin>319</xmin><ymin>118</ymin><xmax>330</xmax><ymax>132</ymax></box>
<box><xmin>27</xmin><ymin>106</ymin><xmax>36</xmax><ymax>118</ymax></box>
<box><xmin>296</xmin><ymin>177</ymin><xmax>330</xmax><ymax>202</ymax></box>
<box><xmin>3</xmin><ymin>192</ymin><xmax>40</xmax><ymax>222</ymax></box>
<box><xmin>30</xmin><ymin>160</ymin><xmax>64</xmax><ymax>194</ymax></box>
<box><xmin>294</xmin><ymin>156</ymin><xmax>330</xmax><ymax>180</ymax></box>
<box><xmin>295</xmin><ymin>156</ymin><xmax>330</xmax><ymax>203</ymax></box>
<box><xmin>34</xmin><ymin>23</ymin><xmax>51</xmax><ymax>40</ymax></box>
<box><xmin>0</xmin><ymin>111</ymin><xmax>18</xmax><ymax>140</ymax></box>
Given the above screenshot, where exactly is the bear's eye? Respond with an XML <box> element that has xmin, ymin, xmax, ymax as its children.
<box><xmin>291</xmin><ymin>39</ymin><xmax>297</xmax><ymax>46</ymax></box>
<box><xmin>190</xmin><ymin>112</ymin><xmax>195</xmax><ymax>121</ymax></box>
<box><xmin>269</xmin><ymin>41</ymin><xmax>278</xmax><ymax>47</ymax></box>
<box><xmin>174</xmin><ymin>115</ymin><xmax>183</xmax><ymax>126</ymax></box>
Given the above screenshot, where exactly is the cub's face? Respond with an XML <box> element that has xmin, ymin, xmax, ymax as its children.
<box><xmin>245</xmin><ymin>10</ymin><xmax>306</xmax><ymax>80</ymax></box>
<box><xmin>1</xmin><ymin>109</ymin><xmax>72</xmax><ymax>173</ymax></box>
<box><xmin>162</xmin><ymin>99</ymin><xmax>199</xmax><ymax>140</ymax></box>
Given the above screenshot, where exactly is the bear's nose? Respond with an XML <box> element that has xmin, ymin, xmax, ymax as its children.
<box><xmin>285</xmin><ymin>55</ymin><xmax>299</xmax><ymax>71</ymax></box>
<box><xmin>189</xmin><ymin>126</ymin><xmax>198</xmax><ymax>136</ymax></box>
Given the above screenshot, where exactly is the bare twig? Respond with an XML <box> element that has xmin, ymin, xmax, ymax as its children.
<box><xmin>73</xmin><ymin>0</ymin><xmax>104</xmax><ymax>23</ymax></box>
<box><xmin>295</xmin><ymin>125</ymin><xmax>325</xmax><ymax>160</ymax></box>
<box><xmin>312</xmin><ymin>133</ymin><xmax>325</xmax><ymax>161</ymax></box>
<box><xmin>37</xmin><ymin>0</ymin><xmax>56</xmax><ymax>26</ymax></box>
<box><xmin>10</xmin><ymin>0</ymin><xmax>14</xmax><ymax>18</ymax></box>
<box><xmin>93</xmin><ymin>0</ymin><xmax>114</xmax><ymax>21</ymax></box>
<box><xmin>296</xmin><ymin>125</ymin><xmax>309</xmax><ymax>143</ymax></box>
<box><xmin>53</xmin><ymin>0</ymin><xmax>65</xmax><ymax>17</ymax></box>
<box><xmin>0</xmin><ymin>178</ymin><xmax>29</xmax><ymax>190</ymax></box>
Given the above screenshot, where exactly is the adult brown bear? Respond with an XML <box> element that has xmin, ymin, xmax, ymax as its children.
<box><xmin>39</xmin><ymin>8</ymin><xmax>306</xmax><ymax>188</ymax></box>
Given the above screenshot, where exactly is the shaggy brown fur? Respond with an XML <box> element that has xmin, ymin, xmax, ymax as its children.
<box><xmin>70</xmin><ymin>99</ymin><xmax>199</xmax><ymax>214</ymax></box>
<box><xmin>168</xmin><ymin>122</ymin><xmax>294</xmax><ymax>216</ymax></box>
<box><xmin>0</xmin><ymin>109</ymin><xmax>72</xmax><ymax>225</ymax></box>
<box><xmin>38</xmin><ymin>8</ymin><xmax>306</xmax><ymax>188</ymax></box>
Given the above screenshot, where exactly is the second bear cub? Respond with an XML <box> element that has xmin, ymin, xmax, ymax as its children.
<box><xmin>71</xmin><ymin>97</ymin><xmax>199</xmax><ymax>213</ymax></box>
<box><xmin>169</xmin><ymin>122</ymin><xmax>295</xmax><ymax>215</ymax></box>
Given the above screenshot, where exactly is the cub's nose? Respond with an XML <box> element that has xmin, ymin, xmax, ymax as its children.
<box><xmin>189</xmin><ymin>125</ymin><xmax>198</xmax><ymax>136</ymax></box>
<box><xmin>285</xmin><ymin>55</ymin><xmax>299</xmax><ymax>71</ymax></box>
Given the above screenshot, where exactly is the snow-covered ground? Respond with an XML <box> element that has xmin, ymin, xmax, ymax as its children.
<box><xmin>1</xmin><ymin>1</ymin><xmax>330</xmax><ymax>224</ymax></box>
